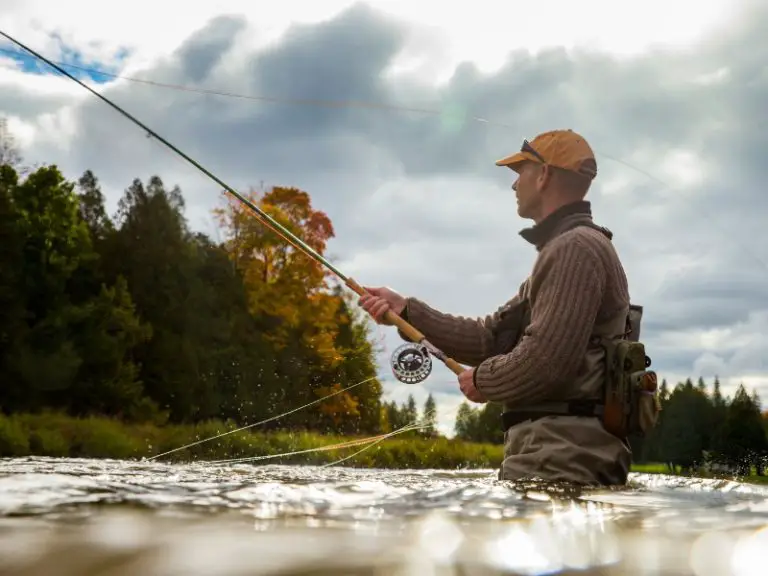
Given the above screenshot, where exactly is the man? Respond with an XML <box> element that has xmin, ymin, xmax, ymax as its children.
<box><xmin>359</xmin><ymin>129</ymin><xmax>635</xmax><ymax>486</ymax></box>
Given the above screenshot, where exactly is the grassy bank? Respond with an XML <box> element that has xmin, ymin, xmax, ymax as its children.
<box><xmin>0</xmin><ymin>412</ymin><xmax>503</xmax><ymax>469</ymax></box>
<box><xmin>2</xmin><ymin>412</ymin><xmax>766</xmax><ymax>484</ymax></box>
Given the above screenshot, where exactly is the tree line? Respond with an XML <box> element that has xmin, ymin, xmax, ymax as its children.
<box><xmin>1</xmin><ymin>121</ymin><xmax>443</xmax><ymax>436</ymax></box>
<box><xmin>455</xmin><ymin>376</ymin><xmax>768</xmax><ymax>474</ymax></box>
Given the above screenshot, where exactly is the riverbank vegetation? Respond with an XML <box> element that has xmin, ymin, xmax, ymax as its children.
<box><xmin>1</xmin><ymin>412</ymin><xmax>767</xmax><ymax>484</ymax></box>
<box><xmin>0</xmin><ymin>411</ymin><xmax>502</xmax><ymax>469</ymax></box>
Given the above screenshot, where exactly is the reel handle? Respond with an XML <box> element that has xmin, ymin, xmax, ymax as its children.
<box><xmin>346</xmin><ymin>278</ymin><xmax>465</xmax><ymax>376</ymax></box>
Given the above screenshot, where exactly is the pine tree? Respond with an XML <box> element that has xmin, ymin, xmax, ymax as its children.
<box><xmin>421</xmin><ymin>393</ymin><xmax>438</xmax><ymax>437</ymax></box>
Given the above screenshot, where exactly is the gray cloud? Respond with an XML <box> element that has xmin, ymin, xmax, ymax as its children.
<box><xmin>4</xmin><ymin>0</ymin><xmax>768</xmax><ymax>430</ymax></box>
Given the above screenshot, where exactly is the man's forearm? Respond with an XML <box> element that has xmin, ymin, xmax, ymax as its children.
<box><xmin>396</xmin><ymin>297</ymin><xmax>498</xmax><ymax>367</ymax></box>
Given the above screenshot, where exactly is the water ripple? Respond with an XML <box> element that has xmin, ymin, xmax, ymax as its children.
<box><xmin>1</xmin><ymin>457</ymin><xmax>768</xmax><ymax>575</ymax></box>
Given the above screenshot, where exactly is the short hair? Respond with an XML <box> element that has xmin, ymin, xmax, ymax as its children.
<box><xmin>551</xmin><ymin>164</ymin><xmax>594</xmax><ymax>198</ymax></box>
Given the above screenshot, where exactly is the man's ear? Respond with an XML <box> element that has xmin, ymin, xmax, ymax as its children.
<box><xmin>535</xmin><ymin>163</ymin><xmax>552</xmax><ymax>191</ymax></box>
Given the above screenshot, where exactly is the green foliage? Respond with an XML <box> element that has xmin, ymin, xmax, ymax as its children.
<box><xmin>421</xmin><ymin>393</ymin><xmax>438</xmax><ymax>437</ymax></box>
<box><xmin>0</xmin><ymin>415</ymin><xmax>29</xmax><ymax>456</ymax></box>
<box><xmin>640</xmin><ymin>377</ymin><xmax>768</xmax><ymax>476</ymax></box>
<box><xmin>0</xmin><ymin>131</ymin><xmax>388</xmax><ymax>439</ymax></box>
<box><xmin>454</xmin><ymin>401</ymin><xmax>504</xmax><ymax>444</ymax></box>
<box><xmin>378</xmin><ymin>392</ymin><xmax>442</xmax><ymax>439</ymax></box>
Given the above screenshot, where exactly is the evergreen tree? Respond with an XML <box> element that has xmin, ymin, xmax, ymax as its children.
<box><xmin>421</xmin><ymin>393</ymin><xmax>437</xmax><ymax>437</ymax></box>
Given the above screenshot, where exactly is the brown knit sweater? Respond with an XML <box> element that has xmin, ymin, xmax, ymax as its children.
<box><xmin>400</xmin><ymin>201</ymin><xmax>630</xmax><ymax>407</ymax></box>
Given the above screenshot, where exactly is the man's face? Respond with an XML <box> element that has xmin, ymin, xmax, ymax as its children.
<box><xmin>512</xmin><ymin>161</ymin><xmax>544</xmax><ymax>221</ymax></box>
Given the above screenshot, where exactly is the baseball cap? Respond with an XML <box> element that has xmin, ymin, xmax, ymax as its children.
<box><xmin>495</xmin><ymin>129</ymin><xmax>597</xmax><ymax>179</ymax></box>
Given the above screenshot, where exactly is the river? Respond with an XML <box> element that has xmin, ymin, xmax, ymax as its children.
<box><xmin>0</xmin><ymin>457</ymin><xmax>767</xmax><ymax>575</ymax></box>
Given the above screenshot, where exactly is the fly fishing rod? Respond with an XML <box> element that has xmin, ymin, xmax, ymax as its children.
<box><xmin>0</xmin><ymin>30</ymin><xmax>464</xmax><ymax>384</ymax></box>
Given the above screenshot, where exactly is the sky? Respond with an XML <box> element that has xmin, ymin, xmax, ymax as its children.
<box><xmin>2</xmin><ymin>0</ymin><xmax>767</xmax><ymax>436</ymax></box>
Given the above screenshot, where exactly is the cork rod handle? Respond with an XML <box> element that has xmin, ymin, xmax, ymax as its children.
<box><xmin>345</xmin><ymin>277</ymin><xmax>465</xmax><ymax>376</ymax></box>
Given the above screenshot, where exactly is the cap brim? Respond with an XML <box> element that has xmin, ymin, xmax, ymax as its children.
<box><xmin>495</xmin><ymin>151</ymin><xmax>537</xmax><ymax>171</ymax></box>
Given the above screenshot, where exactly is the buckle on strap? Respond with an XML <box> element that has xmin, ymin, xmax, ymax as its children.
<box><xmin>500</xmin><ymin>400</ymin><xmax>603</xmax><ymax>432</ymax></box>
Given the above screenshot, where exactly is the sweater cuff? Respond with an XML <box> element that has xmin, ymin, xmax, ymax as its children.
<box><xmin>400</xmin><ymin>300</ymin><xmax>410</xmax><ymax>322</ymax></box>
<box><xmin>396</xmin><ymin>298</ymin><xmax>415</xmax><ymax>342</ymax></box>
<box><xmin>397</xmin><ymin>297</ymin><xmax>418</xmax><ymax>342</ymax></box>
<box><xmin>473</xmin><ymin>357</ymin><xmax>495</xmax><ymax>400</ymax></box>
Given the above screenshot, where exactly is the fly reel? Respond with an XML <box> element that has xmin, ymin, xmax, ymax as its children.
<box><xmin>390</xmin><ymin>343</ymin><xmax>432</xmax><ymax>384</ymax></box>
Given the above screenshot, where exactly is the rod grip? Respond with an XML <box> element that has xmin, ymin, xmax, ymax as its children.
<box><xmin>346</xmin><ymin>278</ymin><xmax>465</xmax><ymax>376</ymax></box>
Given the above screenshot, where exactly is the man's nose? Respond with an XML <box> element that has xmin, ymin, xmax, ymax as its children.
<box><xmin>512</xmin><ymin>180</ymin><xmax>518</xmax><ymax>191</ymax></box>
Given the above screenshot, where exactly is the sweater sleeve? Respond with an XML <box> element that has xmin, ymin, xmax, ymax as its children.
<box><xmin>395</xmin><ymin>283</ymin><xmax>527</xmax><ymax>367</ymax></box>
<box><xmin>473</xmin><ymin>236</ymin><xmax>605</xmax><ymax>405</ymax></box>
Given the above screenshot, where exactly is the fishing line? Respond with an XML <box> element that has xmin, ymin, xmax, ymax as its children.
<box><xmin>206</xmin><ymin>435</ymin><xmax>389</xmax><ymax>465</ymax></box>
<box><xmin>0</xmin><ymin>46</ymin><xmax>514</xmax><ymax>127</ymax></box>
<box><xmin>205</xmin><ymin>419</ymin><xmax>430</xmax><ymax>466</ymax></box>
<box><xmin>146</xmin><ymin>375</ymin><xmax>379</xmax><ymax>460</ymax></box>
<box><xmin>0</xmin><ymin>44</ymin><xmax>696</xmax><ymax>189</ymax></box>
<box><xmin>5</xmin><ymin>42</ymin><xmax>767</xmax><ymax>280</ymax></box>
<box><xmin>322</xmin><ymin>410</ymin><xmax>437</xmax><ymax>468</ymax></box>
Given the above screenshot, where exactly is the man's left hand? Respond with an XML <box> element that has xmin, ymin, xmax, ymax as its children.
<box><xmin>458</xmin><ymin>368</ymin><xmax>487</xmax><ymax>403</ymax></box>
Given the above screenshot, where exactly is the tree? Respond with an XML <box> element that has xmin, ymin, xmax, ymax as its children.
<box><xmin>421</xmin><ymin>393</ymin><xmax>438</xmax><ymax>437</ymax></box>
<box><xmin>404</xmin><ymin>394</ymin><xmax>418</xmax><ymax>423</ymax></box>
<box><xmin>454</xmin><ymin>402</ymin><xmax>478</xmax><ymax>441</ymax></box>
<box><xmin>65</xmin><ymin>276</ymin><xmax>154</xmax><ymax>419</ymax></box>
<box><xmin>0</xmin><ymin>165</ymin><xmax>27</xmax><ymax>408</ymax></box>
<box><xmin>715</xmin><ymin>385</ymin><xmax>768</xmax><ymax>475</ymax></box>
<box><xmin>6</xmin><ymin>165</ymin><xmax>101</xmax><ymax>409</ymax></box>
<box><xmin>214</xmin><ymin>186</ymin><xmax>338</xmax><ymax>356</ymax></box>
<box><xmin>650</xmin><ymin>379</ymin><xmax>711</xmax><ymax>472</ymax></box>
<box><xmin>0</xmin><ymin>163</ymin><xmax>151</xmax><ymax>419</ymax></box>
<box><xmin>315</xmin><ymin>287</ymin><xmax>382</xmax><ymax>434</ymax></box>
<box><xmin>105</xmin><ymin>176</ymin><xmax>206</xmax><ymax>421</ymax></box>
<box><xmin>213</xmin><ymin>185</ymin><xmax>384</xmax><ymax>433</ymax></box>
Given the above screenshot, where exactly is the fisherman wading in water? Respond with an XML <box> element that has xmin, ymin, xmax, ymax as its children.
<box><xmin>360</xmin><ymin>129</ymin><xmax>659</xmax><ymax>486</ymax></box>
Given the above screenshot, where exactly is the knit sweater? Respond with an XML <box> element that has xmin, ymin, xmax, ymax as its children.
<box><xmin>400</xmin><ymin>201</ymin><xmax>630</xmax><ymax>407</ymax></box>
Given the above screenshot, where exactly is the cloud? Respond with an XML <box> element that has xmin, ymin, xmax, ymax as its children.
<box><xmin>3</xmin><ymin>0</ymin><xmax>768</xmax><ymax>435</ymax></box>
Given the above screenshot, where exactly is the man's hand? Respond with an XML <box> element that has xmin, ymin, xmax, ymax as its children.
<box><xmin>458</xmin><ymin>368</ymin><xmax>487</xmax><ymax>403</ymax></box>
<box><xmin>358</xmin><ymin>286</ymin><xmax>406</xmax><ymax>325</ymax></box>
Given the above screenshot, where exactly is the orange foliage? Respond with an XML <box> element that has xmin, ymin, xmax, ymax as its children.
<box><xmin>314</xmin><ymin>383</ymin><xmax>361</xmax><ymax>426</ymax></box>
<box><xmin>213</xmin><ymin>186</ymin><xmax>342</xmax><ymax>367</ymax></box>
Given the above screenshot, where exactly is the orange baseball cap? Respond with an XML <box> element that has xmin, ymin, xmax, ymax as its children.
<box><xmin>495</xmin><ymin>129</ymin><xmax>597</xmax><ymax>179</ymax></box>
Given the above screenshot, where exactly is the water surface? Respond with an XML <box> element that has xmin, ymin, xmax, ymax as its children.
<box><xmin>1</xmin><ymin>457</ymin><xmax>767</xmax><ymax>575</ymax></box>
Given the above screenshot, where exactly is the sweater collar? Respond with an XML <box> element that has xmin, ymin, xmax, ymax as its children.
<box><xmin>519</xmin><ymin>200</ymin><xmax>596</xmax><ymax>250</ymax></box>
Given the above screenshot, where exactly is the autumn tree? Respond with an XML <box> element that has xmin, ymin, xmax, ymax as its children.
<box><xmin>214</xmin><ymin>185</ymin><xmax>384</xmax><ymax>432</ymax></box>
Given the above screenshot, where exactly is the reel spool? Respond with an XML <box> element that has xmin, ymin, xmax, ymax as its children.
<box><xmin>390</xmin><ymin>343</ymin><xmax>433</xmax><ymax>384</ymax></box>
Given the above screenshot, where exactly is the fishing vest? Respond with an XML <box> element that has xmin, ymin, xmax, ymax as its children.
<box><xmin>493</xmin><ymin>221</ymin><xmax>661</xmax><ymax>440</ymax></box>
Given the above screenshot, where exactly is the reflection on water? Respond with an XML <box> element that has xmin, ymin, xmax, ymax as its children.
<box><xmin>0</xmin><ymin>457</ymin><xmax>767</xmax><ymax>575</ymax></box>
